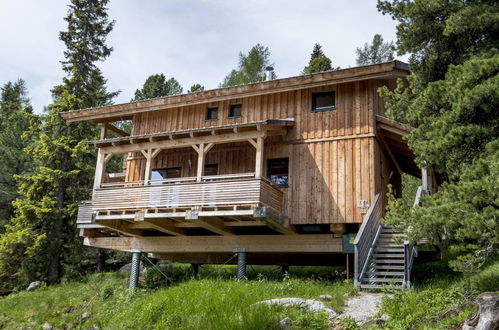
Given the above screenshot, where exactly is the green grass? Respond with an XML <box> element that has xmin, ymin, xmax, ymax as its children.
<box><xmin>0</xmin><ymin>265</ymin><xmax>353</xmax><ymax>330</ymax></box>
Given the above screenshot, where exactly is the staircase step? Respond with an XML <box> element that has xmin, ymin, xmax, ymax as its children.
<box><xmin>373</xmin><ymin>253</ymin><xmax>404</xmax><ymax>258</ymax></box>
<box><xmin>373</xmin><ymin>265</ymin><xmax>405</xmax><ymax>270</ymax></box>
<box><xmin>380</xmin><ymin>233</ymin><xmax>406</xmax><ymax>237</ymax></box>
<box><xmin>363</xmin><ymin>278</ymin><xmax>404</xmax><ymax>283</ymax></box>
<box><xmin>375</xmin><ymin>248</ymin><xmax>405</xmax><ymax>253</ymax></box>
<box><xmin>359</xmin><ymin>284</ymin><xmax>403</xmax><ymax>290</ymax></box>
<box><xmin>366</xmin><ymin>271</ymin><xmax>405</xmax><ymax>276</ymax></box>
<box><xmin>373</xmin><ymin>259</ymin><xmax>405</xmax><ymax>264</ymax></box>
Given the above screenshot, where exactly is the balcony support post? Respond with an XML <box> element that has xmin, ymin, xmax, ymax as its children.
<box><xmin>141</xmin><ymin>148</ymin><xmax>161</xmax><ymax>185</ymax></box>
<box><xmin>93</xmin><ymin>149</ymin><xmax>113</xmax><ymax>195</ymax></box>
<box><xmin>254</xmin><ymin>137</ymin><xmax>264</xmax><ymax>178</ymax></box>
<box><xmin>233</xmin><ymin>248</ymin><xmax>247</xmax><ymax>280</ymax></box>
<box><xmin>129</xmin><ymin>248</ymin><xmax>142</xmax><ymax>291</ymax></box>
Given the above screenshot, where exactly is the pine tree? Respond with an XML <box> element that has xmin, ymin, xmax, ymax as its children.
<box><xmin>188</xmin><ymin>83</ymin><xmax>204</xmax><ymax>93</ymax></box>
<box><xmin>220</xmin><ymin>44</ymin><xmax>275</xmax><ymax>87</ymax></box>
<box><xmin>0</xmin><ymin>80</ymin><xmax>38</xmax><ymax>229</ymax></box>
<box><xmin>355</xmin><ymin>34</ymin><xmax>395</xmax><ymax>65</ymax></box>
<box><xmin>302</xmin><ymin>44</ymin><xmax>335</xmax><ymax>74</ymax></box>
<box><xmin>0</xmin><ymin>0</ymin><xmax>117</xmax><ymax>287</ymax></box>
<box><xmin>133</xmin><ymin>74</ymin><xmax>183</xmax><ymax>101</ymax></box>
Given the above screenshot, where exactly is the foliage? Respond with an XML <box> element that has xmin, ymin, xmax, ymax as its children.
<box><xmin>0</xmin><ymin>80</ymin><xmax>38</xmax><ymax>228</ymax></box>
<box><xmin>220</xmin><ymin>44</ymin><xmax>275</xmax><ymax>87</ymax></box>
<box><xmin>378</xmin><ymin>0</ymin><xmax>499</xmax><ymax>85</ymax></box>
<box><xmin>133</xmin><ymin>74</ymin><xmax>183</xmax><ymax>100</ymax></box>
<box><xmin>188</xmin><ymin>83</ymin><xmax>204</xmax><ymax>93</ymax></box>
<box><xmin>302</xmin><ymin>44</ymin><xmax>335</xmax><ymax>74</ymax></box>
<box><xmin>0</xmin><ymin>0</ymin><xmax>117</xmax><ymax>289</ymax></box>
<box><xmin>355</xmin><ymin>34</ymin><xmax>395</xmax><ymax>65</ymax></box>
<box><xmin>0</xmin><ymin>266</ymin><xmax>352</xmax><ymax>330</ymax></box>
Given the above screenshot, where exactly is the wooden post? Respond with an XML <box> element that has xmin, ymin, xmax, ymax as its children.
<box><xmin>100</xmin><ymin>124</ymin><xmax>107</xmax><ymax>140</ymax></box>
<box><xmin>93</xmin><ymin>148</ymin><xmax>106</xmax><ymax>193</ymax></box>
<box><xmin>196</xmin><ymin>143</ymin><xmax>205</xmax><ymax>182</ymax></box>
<box><xmin>255</xmin><ymin>137</ymin><xmax>264</xmax><ymax>178</ymax></box>
<box><xmin>141</xmin><ymin>149</ymin><xmax>152</xmax><ymax>186</ymax></box>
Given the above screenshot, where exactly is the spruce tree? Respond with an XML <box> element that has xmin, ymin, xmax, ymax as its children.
<box><xmin>133</xmin><ymin>74</ymin><xmax>183</xmax><ymax>100</ymax></box>
<box><xmin>0</xmin><ymin>0</ymin><xmax>117</xmax><ymax>287</ymax></box>
<box><xmin>188</xmin><ymin>83</ymin><xmax>204</xmax><ymax>93</ymax></box>
<box><xmin>302</xmin><ymin>44</ymin><xmax>334</xmax><ymax>74</ymax></box>
<box><xmin>355</xmin><ymin>34</ymin><xmax>395</xmax><ymax>65</ymax></box>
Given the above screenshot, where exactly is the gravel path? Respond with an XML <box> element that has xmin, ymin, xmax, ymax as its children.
<box><xmin>338</xmin><ymin>293</ymin><xmax>385</xmax><ymax>323</ymax></box>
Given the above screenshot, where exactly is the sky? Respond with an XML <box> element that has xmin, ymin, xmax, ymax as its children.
<box><xmin>0</xmin><ymin>0</ymin><xmax>406</xmax><ymax>113</ymax></box>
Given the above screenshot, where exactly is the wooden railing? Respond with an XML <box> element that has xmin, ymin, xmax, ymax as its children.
<box><xmin>353</xmin><ymin>193</ymin><xmax>383</xmax><ymax>288</ymax></box>
<box><xmin>78</xmin><ymin>177</ymin><xmax>283</xmax><ymax>224</ymax></box>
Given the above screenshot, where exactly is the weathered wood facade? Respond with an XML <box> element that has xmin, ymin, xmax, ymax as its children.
<box><xmin>62</xmin><ymin>61</ymin><xmax>420</xmax><ymax>266</ymax></box>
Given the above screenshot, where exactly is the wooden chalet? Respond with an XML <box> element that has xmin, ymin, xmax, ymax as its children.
<box><xmin>62</xmin><ymin>61</ymin><xmax>434</xmax><ymax>289</ymax></box>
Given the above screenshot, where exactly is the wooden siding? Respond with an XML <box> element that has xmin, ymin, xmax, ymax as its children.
<box><xmin>119</xmin><ymin>79</ymin><xmax>394</xmax><ymax>225</ymax></box>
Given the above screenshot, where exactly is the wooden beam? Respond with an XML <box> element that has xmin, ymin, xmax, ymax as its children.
<box><xmin>377</xmin><ymin>132</ymin><xmax>402</xmax><ymax>175</ymax></box>
<box><xmin>131</xmin><ymin>218</ymin><xmax>186</xmax><ymax>236</ymax></box>
<box><xmin>253</xmin><ymin>207</ymin><xmax>296</xmax><ymax>235</ymax></box>
<box><xmin>143</xmin><ymin>149</ymin><xmax>152</xmax><ymax>185</ymax></box>
<box><xmin>100</xmin><ymin>124</ymin><xmax>107</xmax><ymax>140</ymax></box>
<box><xmin>93</xmin><ymin>149</ymin><xmax>106</xmax><ymax>193</ymax></box>
<box><xmin>99</xmin><ymin>130</ymin><xmax>270</xmax><ymax>154</ymax></box>
<box><xmin>83</xmin><ymin>234</ymin><xmax>343</xmax><ymax>253</ymax></box>
<box><xmin>95</xmin><ymin>219</ymin><xmax>143</xmax><ymax>237</ymax></box>
<box><xmin>105</xmin><ymin>123</ymin><xmax>130</xmax><ymax>137</ymax></box>
<box><xmin>254</xmin><ymin>137</ymin><xmax>264</xmax><ymax>178</ymax></box>
<box><xmin>185</xmin><ymin>209</ymin><xmax>235</xmax><ymax>235</ymax></box>
<box><xmin>195</xmin><ymin>143</ymin><xmax>205</xmax><ymax>182</ymax></box>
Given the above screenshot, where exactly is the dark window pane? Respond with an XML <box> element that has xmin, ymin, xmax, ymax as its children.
<box><xmin>204</xmin><ymin>164</ymin><xmax>218</xmax><ymax>176</ymax></box>
<box><xmin>229</xmin><ymin>104</ymin><xmax>242</xmax><ymax>118</ymax></box>
<box><xmin>206</xmin><ymin>107</ymin><xmax>218</xmax><ymax>120</ymax></box>
<box><xmin>312</xmin><ymin>91</ymin><xmax>335</xmax><ymax>111</ymax></box>
<box><xmin>151</xmin><ymin>167</ymin><xmax>181</xmax><ymax>182</ymax></box>
<box><xmin>268</xmin><ymin>158</ymin><xmax>289</xmax><ymax>187</ymax></box>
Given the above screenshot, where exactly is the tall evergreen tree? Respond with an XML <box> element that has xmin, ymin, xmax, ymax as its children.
<box><xmin>378</xmin><ymin>0</ymin><xmax>499</xmax><ymax>272</ymax></box>
<box><xmin>355</xmin><ymin>34</ymin><xmax>395</xmax><ymax>65</ymax></box>
<box><xmin>133</xmin><ymin>74</ymin><xmax>183</xmax><ymax>101</ymax></box>
<box><xmin>220</xmin><ymin>44</ymin><xmax>275</xmax><ymax>87</ymax></box>
<box><xmin>0</xmin><ymin>0</ymin><xmax>118</xmax><ymax>287</ymax></box>
<box><xmin>0</xmin><ymin>80</ymin><xmax>38</xmax><ymax>229</ymax></box>
<box><xmin>302</xmin><ymin>44</ymin><xmax>334</xmax><ymax>74</ymax></box>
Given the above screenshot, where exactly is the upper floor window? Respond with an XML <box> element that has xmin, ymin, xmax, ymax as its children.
<box><xmin>311</xmin><ymin>91</ymin><xmax>335</xmax><ymax>112</ymax></box>
<box><xmin>267</xmin><ymin>158</ymin><xmax>289</xmax><ymax>188</ymax></box>
<box><xmin>204</xmin><ymin>164</ymin><xmax>218</xmax><ymax>176</ymax></box>
<box><xmin>229</xmin><ymin>104</ymin><xmax>242</xmax><ymax>118</ymax></box>
<box><xmin>151</xmin><ymin>167</ymin><xmax>181</xmax><ymax>183</ymax></box>
<box><xmin>206</xmin><ymin>107</ymin><xmax>219</xmax><ymax>120</ymax></box>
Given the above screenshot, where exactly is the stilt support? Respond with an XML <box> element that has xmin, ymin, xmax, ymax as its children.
<box><xmin>191</xmin><ymin>263</ymin><xmax>200</xmax><ymax>278</ymax></box>
<box><xmin>280</xmin><ymin>264</ymin><xmax>289</xmax><ymax>278</ymax></box>
<box><xmin>129</xmin><ymin>248</ymin><xmax>142</xmax><ymax>291</ymax></box>
<box><xmin>233</xmin><ymin>248</ymin><xmax>246</xmax><ymax>280</ymax></box>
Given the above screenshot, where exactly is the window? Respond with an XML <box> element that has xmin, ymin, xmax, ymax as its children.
<box><xmin>311</xmin><ymin>91</ymin><xmax>335</xmax><ymax>112</ymax></box>
<box><xmin>204</xmin><ymin>164</ymin><xmax>218</xmax><ymax>176</ymax></box>
<box><xmin>267</xmin><ymin>158</ymin><xmax>289</xmax><ymax>187</ymax></box>
<box><xmin>229</xmin><ymin>104</ymin><xmax>242</xmax><ymax>118</ymax></box>
<box><xmin>206</xmin><ymin>107</ymin><xmax>218</xmax><ymax>120</ymax></box>
<box><xmin>151</xmin><ymin>167</ymin><xmax>181</xmax><ymax>182</ymax></box>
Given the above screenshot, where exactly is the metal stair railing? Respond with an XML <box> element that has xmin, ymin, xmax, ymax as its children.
<box><xmin>353</xmin><ymin>193</ymin><xmax>383</xmax><ymax>288</ymax></box>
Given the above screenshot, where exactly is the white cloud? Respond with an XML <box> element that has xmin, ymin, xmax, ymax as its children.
<box><xmin>0</xmin><ymin>0</ymin><xmax>405</xmax><ymax>113</ymax></box>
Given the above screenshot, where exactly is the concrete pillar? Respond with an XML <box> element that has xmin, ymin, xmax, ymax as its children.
<box><xmin>129</xmin><ymin>248</ymin><xmax>142</xmax><ymax>291</ymax></box>
<box><xmin>233</xmin><ymin>248</ymin><xmax>246</xmax><ymax>280</ymax></box>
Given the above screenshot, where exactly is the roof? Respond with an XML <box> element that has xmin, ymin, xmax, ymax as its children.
<box><xmin>61</xmin><ymin>61</ymin><xmax>410</xmax><ymax>123</ymax></box>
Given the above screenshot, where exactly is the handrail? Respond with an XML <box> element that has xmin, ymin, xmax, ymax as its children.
<box><xmin>403</xmin><ymin>185</ymin><xmax>424</xmax><ymax>287</ymax></box>
<box><xmin>353</xmin><ymin>193</ymin><xmax>382</xmax><ymax>288</ymax></box>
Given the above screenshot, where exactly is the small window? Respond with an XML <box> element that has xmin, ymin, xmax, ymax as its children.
<box><xmin>151</xmin><ymin>167</ymin><xmax>181</xmax><ymax>182</ymax></box>
<box><xmin>204</xmin><ymin>164</ymin><xmax>218</xmax><ymax>176</ymax></box>
<box><xmin>267</xmin><ymin>158</ymin><xmax>289</xmax><ymax>187</ymax></box>
<box><xmin>229</xmin><ymin>104</ymin><xmax>242</xmax><ymax>118</ymax></box>
<box><xmin>206</xmin><ymin>107</ymin><xmax>218</xmax><ymax>120</ymax></box>
<box><xmin>312</xmin><ymin>91</ymin><xmax>335</xmax><ymax>112</ymax></box>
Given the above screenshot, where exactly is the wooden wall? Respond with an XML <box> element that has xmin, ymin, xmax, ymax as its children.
<box><xmin>125</xmin><ymin>79</ymin><xmax>395</xmax><ymax>225</ymax></box>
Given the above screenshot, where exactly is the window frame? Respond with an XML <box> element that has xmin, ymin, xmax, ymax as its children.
<box><xmin>151</xmin><ymin>166</ymin><xmax>182</xmax><ymax>183</ymax></box>
<box><xmin>205</xmin><ymin>107</ymin><xmax>219</xmax><ymax>121</ymax></box>
<box><xmin>311</xmin><ymin>91</ymin><xmax>336</xmax><ymax>112</ymax></box>
<box><xmin>267</xmin><ymin>157</ymin><xmax>289</xmax><ymax>188</ymax></box>
<box><xmin>228</xmin><ymin>103</ymin><xmax>242</xmax><ymax>118</ymax></box>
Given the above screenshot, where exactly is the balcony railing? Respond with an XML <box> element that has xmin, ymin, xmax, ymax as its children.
<box><xmin>78</xmin><ymin>176</ymin><xmax>283</xmax><ymax>224</ymax></box>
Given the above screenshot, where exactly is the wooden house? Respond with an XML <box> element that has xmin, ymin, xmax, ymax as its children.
<box><xmin>62</xmin><ymin>61</ymin><xmax>433</xmax><ymax>289</ymax></box>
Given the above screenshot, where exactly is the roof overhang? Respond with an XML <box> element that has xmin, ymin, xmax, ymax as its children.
<box><xmin>61</xmin><ymin>61</ymin><xmax>410</xmax><ymax>123</ymax></box>
<box><xmin>90</xmin><ymin>119</ymin><xmax>294</xmax><ymax>152</ymax></box>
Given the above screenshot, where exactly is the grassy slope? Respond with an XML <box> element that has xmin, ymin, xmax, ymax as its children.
<box><xmin>1</xmin><ymin>261</ymin><xmax>497</xmax><ymax>330</ymax></box>
<box><xmin>0</xmin><ymin>265</ymin><xmax>352</xmax><ymax>330</ymax></box>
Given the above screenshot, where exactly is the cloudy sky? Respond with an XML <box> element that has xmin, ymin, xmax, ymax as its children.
<box><xmin>0</xmin><ymin>0</ymin><xmax>405</xmax><ymax>113</ymax></box>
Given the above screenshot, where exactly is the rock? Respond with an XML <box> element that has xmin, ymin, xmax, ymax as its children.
<box><xmin>60</xmin><ymin>277</ymin><xmax>68</xmax><ymax>284</ymax></box>
<box><xmin>463</xmin><ymin>292</ymin><xmax>499</xmax><ymax>330</ymax></box>
<box><xmin>361</xmin><ymin>318</ymin><xmax>386</xmax><ymax>328</ymax></box>
<box><xmin>320</xmin><ymin>294</ymin><xmax>333</xmax><ymax>301</ymax></box>
<box><xmin>257</xmin><ymin>298</ymin><xmax>337</xmax><ymax>319</ymax></box>
<box><xmin>82</xmin><ymin>312</ymin><xmax>91</xmax><ymax>321</ymax></box>
<box><xmin>66</xmin><ymin>323</ymin><xmax>75</xmax><ymax>330</ymax></box>
<box><xmin>27</xmin><ymin>281</ymin><xmax>42</xmax><ymax>291</ymax></box>
<box><xmin>42</xmin><ymin>323</ymin><xmax>53</xmax><ymax>330</ymax></box>
<box><xmin>279</xmin><ymin>317</ymin><xmax>295</xmax><ymax>328</ymax></box>
<box><xmin>338</xmin><ymin>293</ymin><xmax>384</xmax><ymax>323</ymax></box>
